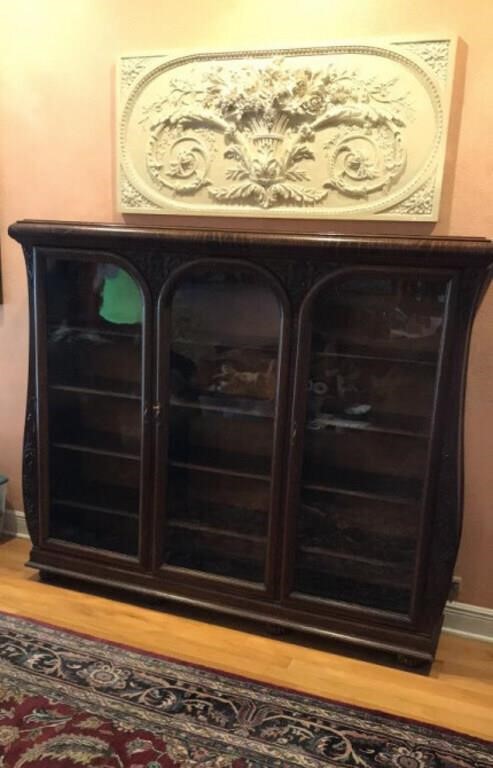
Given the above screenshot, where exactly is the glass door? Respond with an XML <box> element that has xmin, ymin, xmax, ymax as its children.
<box><xmin>155</xmin><ymin>261</ymin><xmax>289</xmax><ymax>595</ymax></box>
<box><xmin>283</xmin><ymin>270</ymin><xmax>453</xmax><ymax>618</ymax></box>
<box><xmin>39</xmin><ymin>253</ymin><xmax>149</xmax><ymax>561</ymax></box>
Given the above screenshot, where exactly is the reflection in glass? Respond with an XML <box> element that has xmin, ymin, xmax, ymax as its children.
<box><xmin>45</xmin><ymin>257</ymin><xmax>143</xmax><ymax>556</ymax></box>
<box><xmin>162</xmin><ymin>269</ymin><xmax>281</xmax><ymax>584</ymax></box>
<box><xmin>294</xmin><ymin>274</ymin><xmax>450</xmax><ymax>613</ymax></box>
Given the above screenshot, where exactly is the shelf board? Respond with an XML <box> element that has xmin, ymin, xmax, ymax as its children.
<box><xmin>49</xmin><ymin>528</ymin><xmax>138</xmax><ymax>558</ymax></box>
<box><xmin>303</xmin><ymin>464</ymin><xmax>422</xmax><ymax>506</ymax></box>
<box><xmin>303</xmin><ymin>481</ymin><xmax>418</xmax><ymax>506</ymax></box>
<box><xmin>298</xmin><ymin>544</ymin><xmax>413</xmax><ymax>570</ymax></box>
<box><xmin>170</xmin><ymin>449</ymin><xmax>271</xmax><ymax>478</ymax></box>
<box><xmin>169</xmin><ymin>460</ymin><xmax>271</xmax><ymax>483</ymax></box>
<box><xmin>167</xmin><ymin>519</ymin><xmax>266</xmax><ymax>544</ymax></box>
<box><xmin>170</xmin><ymin>397</ymin><xmax>273</xmax><ymax>419</ymax></box>
<box><xmin>50</xmin><ymin>482</ymin><xmax>139</xmax><ymax>515</ymax></box>
<box><xmin>306</xmin><ymin>415</ymin><xmax>429</xmax><ymax>439</ymax></box>
<box><xmin>172</xmin><ymin>335</ymin><xmax>278</xmax><ymax>350</ymax></box>
<box><xmin>52</xmin><ymin>498</ymin><xmax>139</xmax><ymax>520</ymax></box>
<box><xmin>50</xmin><ymin>384</ymin><xmax>141</xmax><ymax>401</ymax></box>
<box><xmin>166</xmin><ymin>500</ymin><xmax>268</xmax><ymax>538</ymax></box>
<box><xmin>295</xmin><ymin>563</ymin><xmax>412</xmax><ymax>592</ymax></box>
<box><xmin>164</xmin><ymin>554</ymin><xmax>265</xmax><ymax>583</ymax></box>
<box><xmin>48</xmin><ymin>323</ymin><xmax>141</xmax><ymax>341</ymax></box>
<box><xmin>51</xmin><ymin>441</ymin><xmax>141</xmax><ymax>461</ymax></box>
<box><xmin>314</xmin><ymin>350</ymin><xmax>437</xmax><ymax>367</ymax></box>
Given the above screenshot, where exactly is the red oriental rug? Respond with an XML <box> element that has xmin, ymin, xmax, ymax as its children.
<box><xmin>0</xmin><ymin>612</ymin><xmax>491</xmax><ymax>768</ymax></box>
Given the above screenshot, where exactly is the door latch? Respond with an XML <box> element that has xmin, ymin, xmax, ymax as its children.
<box><xmin>145</xmin><ymin>403</ymin><xmax>162</xmax><ymax>423</ymax></box>
<box><xmin>291</xmin><ymin>422</ymin><xmax>298</xmax><ymax>445</ymax></box>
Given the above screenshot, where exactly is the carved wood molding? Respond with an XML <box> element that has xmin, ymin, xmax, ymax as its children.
<box><xmin>118</xmin><ymin>40</ymin><xmax>455</xmax><ymax>222</ymax></box>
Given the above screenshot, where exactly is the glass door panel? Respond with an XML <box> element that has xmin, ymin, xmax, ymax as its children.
<box><xmin>159</xmin><ymin>265</ymin><xmax>285</xmax><ymax>589</ymax></box>
<box><xmin>43</xmin><ymin>256</ymin><xmax>146</xmax><ymax>558</ymax></box>
<box><xmin>164</xmin><ymin>469</ymin><xmax>269</xmax><ymax>582</ymax></box>
<box><xmin>290</xmin><ymin>272</ymin><xmax>450</xmax><ymax>615</ymax></box>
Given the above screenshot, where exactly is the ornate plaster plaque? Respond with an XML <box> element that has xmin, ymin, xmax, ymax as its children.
<box><xmin>117</xmin><ymin>39</ymin><xmax>455</xmax><ymax>221</ymax></box>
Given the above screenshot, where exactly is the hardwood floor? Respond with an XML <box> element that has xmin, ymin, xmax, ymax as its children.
<box><xmin>0</xmin><ymin>537</ymin><xmax>492</xmax><ymax>740</ymax></box>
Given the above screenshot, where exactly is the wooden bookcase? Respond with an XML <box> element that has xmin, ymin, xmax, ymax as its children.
<box><xmin>9</xmin><ymin>220</ymin><xmax>492</xmax><ymax>665</ymax></box>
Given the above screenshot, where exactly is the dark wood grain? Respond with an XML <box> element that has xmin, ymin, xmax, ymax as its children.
<box><xmin>9</xmin><ymin>219</ymin><xmax>493</xmax><ymax>667</ymax></box>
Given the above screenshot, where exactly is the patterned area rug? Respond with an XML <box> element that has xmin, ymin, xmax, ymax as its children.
<box><xmin>0</xmin><ymin>612</ymin><xmax>491</xmax><ymax>768</ymax></box>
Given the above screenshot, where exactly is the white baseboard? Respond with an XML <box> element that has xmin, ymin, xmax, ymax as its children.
<box><xmin>3</xmin><ymin>510</ymin><xmax>492</xmax><ymax>643</ymax></box>
<box><xmin>442</xmin><ymin>601</ymin><xmax>493</xmax><ymax>644</ymax></box>
<box><xmin>2</xmin><ymin>509</ymin><xmax>30</xmax><ymax>540</ymax></box>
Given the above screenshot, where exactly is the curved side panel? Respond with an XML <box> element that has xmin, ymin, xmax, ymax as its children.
<box><xmin>424</xmin><ymin>266</ymin><xmax>493</xmax><ymax>648</ymax></box>
<box><xmin>22</xmin><ymin>246</ymin><xmax>39</xmax><ymax>546</ymax></box>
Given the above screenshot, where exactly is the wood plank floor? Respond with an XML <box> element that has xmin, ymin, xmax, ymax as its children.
<box><xmin>0</xmin><ymin>537</ymin><xmax>491</xmax><ymax>740</ymax></box>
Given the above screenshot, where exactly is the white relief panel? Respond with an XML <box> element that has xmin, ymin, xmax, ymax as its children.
<box><xmin>117</xmin><ymin>39</ymin><xmax>455</xmax><ymax>221</ymax></box>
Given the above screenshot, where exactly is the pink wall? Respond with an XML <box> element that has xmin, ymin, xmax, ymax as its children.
<box><xmin>0</xmin><ymin>0</ymin><xmax>492</xmax><ymax>606</ymax></box>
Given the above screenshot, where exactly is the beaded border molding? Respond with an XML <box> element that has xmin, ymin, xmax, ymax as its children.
<box><xmin>117</xmin><ymin>38</ymin><xmax>456</xmax><ymax>221</ymax></box>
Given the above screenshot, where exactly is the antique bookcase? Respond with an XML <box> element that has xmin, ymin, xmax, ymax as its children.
<box><xmin>9</xmin><ymin>220</ymin><xmax>492</xmax><ymax>665</ymax></box>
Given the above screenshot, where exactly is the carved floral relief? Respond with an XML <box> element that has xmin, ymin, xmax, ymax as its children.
<box><xmin>118</xmin><ymin>40</ymin><xmax>455</xmax><ymax>220</ymax></box>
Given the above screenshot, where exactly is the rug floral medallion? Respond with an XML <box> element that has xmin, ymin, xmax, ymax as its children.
<box><xmin>0</xmin><ymin>613</ymin><xmax>491</xmax><ymax>768</ymax></box>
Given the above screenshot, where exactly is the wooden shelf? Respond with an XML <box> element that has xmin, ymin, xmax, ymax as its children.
<box><xmin>299</xmin><ymin>544</ymin><xmax>413</xmax><ymax>570</ymax></box>
<box><xmin>297</xmin><ymin>564</ymin><xmax>413</xmax><ymax>591</ymax></box>
<box><xmin>306</xmin><ymin>414</ymin><xmax>429</xmax><ymax>439</ymax></box>
<box><xmin>48</xmin><ymin>323</ymin><xmax>141</xmax><ymax>340</ymax></box>
<box><xmin>50</xmin><ymin>383</ymin><xmax>141</xmax><ymax>401</ymax></box>
<box><xmin>52</xmin><ymin>441</ymin><xmax>140</xmax><ymax>461</ymax></box>
<box><xmin>172</xmin><ymin>334</ymin><xmax>278</xmax><ymax>349</ymax></box>
<box><xmin>315</xmin><ymin>350</ymin><xmax>437</xmax><ymax>367</ymax></box>
<box><xmin>293</xmin><ymin>567</ymin><xmax>412</xmax><ymax>610</ymax></box>
<box><xmin>170</xmin><ymin>447</ymin><xmax>271</xmax><ymax>477</ymax></box>
<box><xmin>52</xmin><ymin>498</ymin><xmax>138</xmax><ymax>520</ymax></box>
<box><xmin>169</xmin><ymin>460</ymin><xmax>271</xmax><ymax>483</ymax></box>
<box><xmin>170</xmin><ymin>397</ymin><xmax>273</xmax><ymax>419</ymax></box>
<box><xmin>50</xmin><ymin>482</ymin><xmax>139</xmax><ymax>516</ymax></box>
<box><xmin>167</xmin><ymin>519</ymin><xmax>266</xmax><ymax>543</ymax></box>
<box><xmin>49</xmin><ymin>518</ymin><xmax>139</xmax><ymax>558</ymax></box>
<box><xmin>166</xmin><ymin>499</ymin><xmax>268</xmax><ymax>538</ymax></box>
<box><xmin>303</xmin><ymin>481</ymin><xmax>418</xmax><ymax>506</ymax></box>
<box><xmin>165</xmin><ymin>551</ymin><xmax>265</xmax><ymax>582</ymax></box>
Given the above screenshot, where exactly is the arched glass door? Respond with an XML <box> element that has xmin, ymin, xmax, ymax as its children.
<box><xmin>284</xmin><ymin>270</ymin><xmax>452</xmax><ymax>617</ymax></box>
<box><xmin>156</xmin><ymin>261</ymin><xmax>289</xmax><ymax>595</ymax></box>
<box><xmin>41</xmin><ymin>253</ymin><xmax>149</xmax><ymax>561</ymax></box>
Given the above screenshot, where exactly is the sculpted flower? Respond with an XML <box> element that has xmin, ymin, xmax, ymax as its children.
<box><xmin>301</xmin><ymin>93</ymin><xmax>325</xmax><ymax>115</ymax></box>
<box><xmin>293</xmin><ymin>76</ymin><xmax>309</xmax><ymax>99</ymax></box>
<box><xmin>0</xmin><ymin>726</ymin><xmax>19</xmax><ymax>746</ymax></box>
<box><xmin>345</xmin><ymin>149</ymin><xmax>379</xmax><ymax>179</ymax></box>
<box><xmin>299</xmin><ymin>124</ymin><xmax>315</xmax><ymax>141</ymax></box>
<box><xmin>328</xmin><ymin>84</ymin><xmax>353</xmax><ymax>104</ymax></box>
